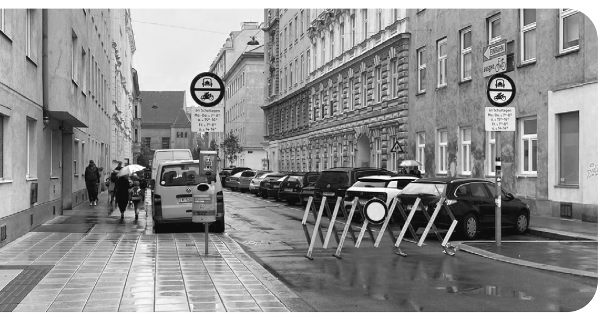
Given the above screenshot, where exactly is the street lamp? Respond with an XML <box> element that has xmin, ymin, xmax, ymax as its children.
<box><xmin>247</xmin><ymin>36</ymin><xmax>260</xmax><ymax>45</ymax></box>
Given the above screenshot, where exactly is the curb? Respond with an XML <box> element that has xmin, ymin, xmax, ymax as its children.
<box><xmin>454</xmin><ymin>242</ymin><xmax>598</xmax><ymax>279</ymax></box>
<box><xmin>528</xmin><ymin>227</ymin><xmax>597</xmax><ymax>241</ymax></box>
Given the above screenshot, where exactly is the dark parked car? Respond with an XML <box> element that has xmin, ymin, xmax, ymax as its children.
<box><xmin>299</xmin><ymin>183</ymin><xmax>317</xmax><ymax>206</ymax></box>
<box><xmin>278</xmin><ymin>172</ymin><xmax>320</xmax><ymax>205</ymax></box>
<box><xmin>219</xmin><ymin>168</ymin><xmax>233</xmax><ymax>186</ymax></box>
<box><xmin>314</xmin><ymin>167</ymin><xmax>396</xmax><ymax>207</ymax></box>
<box><xmin>249</xmin><ymin>171</ymin><xmax>273</xmax><ymax>196</ymax></box>
<box><xmin>395</xmin><ymin>177</ymin><xmax>530</xmax><ymax>240</ymax></box>
<box><xmin>267</xmin><ymin>176</ymin><xmax>289</xmax><ymax>201</ymax></box>
<box><xmin>225</xmin><ymin>171</ymin><xmax>245</xmax><ymax>190</ymax></box>
<box><xmin>258</xmin><ymin>173</ymin><xmax>287</xmax><ymax>198</ymax></box>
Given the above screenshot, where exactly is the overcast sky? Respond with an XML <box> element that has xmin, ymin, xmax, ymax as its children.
<box><xmin>131</xmin><ymin>9</ymin><xmax>264</xmax><ymax>107</ymax></box>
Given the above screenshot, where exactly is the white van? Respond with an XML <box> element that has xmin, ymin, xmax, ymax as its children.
<box><xmin>150</xmin><ymin>160</ymin><xmax>225</xmax><ymax>233</ymax></box>
<box><xmin>152</xmin><ymin>149</ymin><xmax>193</xmax><ymax>181</ymax></box>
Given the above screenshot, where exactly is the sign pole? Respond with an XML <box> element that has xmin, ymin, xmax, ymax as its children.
<box><xmin>495</xmin><ymin>132</ymin><xmax>502</xmax><ymax>247</ymax></box>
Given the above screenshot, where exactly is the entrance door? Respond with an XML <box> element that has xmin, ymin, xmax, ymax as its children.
<box><xmin>356</xmin><ymin>134</ymin><xmax>370</xmax><ymax>167</ymax></box>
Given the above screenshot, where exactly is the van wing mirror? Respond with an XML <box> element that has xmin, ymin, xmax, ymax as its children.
<box><xmin>149</xmin><ymin>179</ymin><xmax>155</xmax><ymax>189</ymax></box>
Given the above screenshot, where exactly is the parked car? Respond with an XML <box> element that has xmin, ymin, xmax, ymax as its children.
<box><xmin>150</xmin><ymin>160</ymin><xmax>224</xmax><ymax>233</ymax></box>
<box><xmin>225</xmin><ymin>171</ymin><xmax>245</xmax><ymax>190</ymax></box>
<box><xmin>278</xmin><ymin>172</ymin><xmax>320</xmax><ymax>205</ymax></box>
<box><xmin>344</xmin><ymin>175</ymin><xmax>417</xmax><ymax>214</ymax></box>
<box><xmin>219</xmin><ymin>168</ymin><xmax>233</xmax><ymax>186</ymax></box>
<box><xmin>314</xmin><ymin>167</ymin><xmax>396</xmax><ymax>207</ymax></box>
<box><xmin>395</xmin><ymin>177</ymin><xmax>530</xmax><ymax>240</ymax></box>
<box><xmin>249</xmin><ymin>171</ymin><xmax>273</xmax><ymax>196</ymax></box>
<box><xmin>237</xmin><ymin>170</ymin><xmax>258</xmax><ymax>192</ymax></box>
<box><xmin>258</xmin><ymin>173</ymin><xmax>287</xmax><ymax>198</ymax></box>
<box><xmin>267</xmin><ymin>176</ymin><xmax>288</xmax><ymax>201</ymax></box>
<box><xmin>299</xmin><ymin>183</ymin><xmax>317</xmax><ymax>206</ymax></box>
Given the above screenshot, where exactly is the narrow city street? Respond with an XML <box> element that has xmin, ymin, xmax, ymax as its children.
<box><xmin>223</xmin><ymin>190</ymin><xmax>598</xmax><ymax>312</ymax></box>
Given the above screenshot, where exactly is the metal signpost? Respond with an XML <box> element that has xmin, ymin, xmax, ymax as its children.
<box><xmin>486</xmin><ymin>73</ymin><xmax>516</xmax><ymax>246</ymax></box>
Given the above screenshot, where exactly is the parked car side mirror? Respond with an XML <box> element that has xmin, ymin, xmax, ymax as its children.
<box><xmin>505</xmin><ymin>192</ymin><xmax>514</xmax><ymax>200</ymax></box>
<box><xmin>149</xmin><ymin>179</ymin><xmax>155</xmax><ymax>189</ymax></box>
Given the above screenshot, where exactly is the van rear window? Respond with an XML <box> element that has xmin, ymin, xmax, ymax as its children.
<box><xmin>160</xmin><ymin>165</ymin><xmax>204</xmax><ymax>186</ymax></box>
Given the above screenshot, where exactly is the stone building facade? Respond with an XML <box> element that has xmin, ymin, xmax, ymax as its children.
<box><xmin>404</xmin><ymin>9</ymin><xmax>597</xmax><ymax>221</ymax></box>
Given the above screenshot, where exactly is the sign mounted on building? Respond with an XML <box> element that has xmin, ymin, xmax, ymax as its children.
<box><xmin>483</xmin><ymin>40</ymin><xmax>507</xmax><ymax>77</ymax></box>
<box><xmin>191</xmin><ymin>107</ymin><xmax>224</xmax><ymax>133</ymax></box>
<box><xmin>190</xmin><ymin>72</ymin><xmax>225</xmax><ymax>107</ymax></box>
<box><xmin>485</xmin><ymin>107</ymin><xmax>516</xmax><ymax>132</ymax></box>
<box><xmin>390</xmin><ymin>140</ymin><xmax>405</xmax><ymax>153</ymax></box>
<box><xmin>486</xmin><ymin>73</ymin><xmax>516</xmax><ymax>107</ymax></box>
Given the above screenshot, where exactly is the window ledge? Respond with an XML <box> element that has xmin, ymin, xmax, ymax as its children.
<box><xmin>556</xmin><ymin>48</ymin><xmax>579</xmax><ymax>58</ymax></box>
<box><xmin>51</xmin><ymin>176</ymin><xmax>60</xmax><ymax>179</ymax></box>
<box><xmin>74</xmin><ymin>174</ymin><xmax>79</xmax><ymax>177</ymax></box>
<box><xmin>459</xmin><ymin>78</ymin><xmax>472</xmax><ymax>85</ymax></box>
<box><xmin>81</xmin><ymin>90</ymin><xmax>87</xmax><ymax>97</ymax></box>
<box><xmin>26</xmin><ymin>177</ymin><xmax>38</xmax><ymax>182</ymax></box>
<box><xmin>436</xmin><ymin>84</ymin><xmax>447</xmax><ymax>90</ymax></box>
<box><xmin>517</xmin><ymin>60</ymin><xmax>536</xmax><ymax>68</ymax></box>
<box><xmin>26</xmin><ymin>55</ymin><xmax>37</xmax><ymax>67</ymax></box>
<box><xmin>554</xmin><ymin>184</ymin><xmax>580</xmax><ymax>189</ymax></box>
<box><xmin>0</xmin><ymin>179</ymin><xmax>13</xmax><ymax>184</ymax></box>
<box><xmin>416</xmin><ymin>91</ymin><xmax>426</xmax><ymax>96</ymax></box>
<box><xmin>517</xmin><ymin>174</ymin><xmax>537</xmax><ymax>178</ymax></box>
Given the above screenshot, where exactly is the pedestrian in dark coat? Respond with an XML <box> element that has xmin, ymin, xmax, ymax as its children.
<box><xmin>115</xmin><ymin>175</ymin><xmax>132</xmax><ymax>219</ymax></box>
<box><xmin>84</xmin><ymin>160</ymin><xmax>101</xmax><ymax>206</ymax></box>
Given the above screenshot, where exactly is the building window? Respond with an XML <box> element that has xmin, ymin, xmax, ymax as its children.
<box><xmin>300</xmin><ymin>10</ymin><xmax>304</xmax><ymax>37</ymax></box>
<box><xmin>486</xmin><ymin>131</ymin><xmax>496</xmax><ymax>176</ymax></box>
<box><xmin>162</xmin><ymin>137</ymin><xmax>170</xmax><ymax>149</ymax></box>
<box><xmin>307</xmin><ymin>49</ymin><xmax>311</xmax><ymax>77</ymax></box>
<box><xmin>390</xmin><ymin>58</ymin><xmax>398</xmax><ymax>99</ymax></box>
<box><xmin>321</xmin><ymin>37</ymin><xmax>325</xmax><ymax>66</ymax></box>
<box><xmin>418</xmin><ymin>47</ymin><xmax>426</xmax><ymax>93</ymax></box>
<box><xmin>351</xmin><ymin>14</ymin><xmax>356</xmax><ymax>46</ymax></box>
<box><xmin>416</xmin><ymin>133</ymin><xmax>425</xmax><ymax>172</ymax></box>
<box><xmin>559</xmin><ymin>9</ymin><xmax>579</xmax><ymax>54</ymax></box>
<box><xmin>437</xmin><ymin>38</ymin><xmax>447</xmax><ymax>87</ymax></box>
<box><xmin>392</xmin><ymin>9</ymin><xmax>398</xmax><ymax>22</ymax></box>
<box><xmin>340</xmin><ymin>22</ymin><xmax>345</xmax><ymax>54</ymax></box>
<box><xmin>313</xmin><ymin>43</ymin><xmax>317</xmax><ymax>71</ymax></box>
<box><xmin>558</xmin><ymin>111</ymin><xmax>579</xmax><ymax>185</ymax></box>
<box><xmin>289</xmin><ymin>62</ymin><xmax>293</xmax><ymax>88</ymax></box>
<box><xmin>338</xmin><ymin>82</ymin><xmax>344</xmax><ymax>114</ymax></box>
<box><xmin>520</xmin><ymin>9</ymin><xmax>536</xmax><ymax>63</ymax></box>
<box><xmin>361</xmin><ymin>71</ymin><xmax>367</xmax><ymax>107</ymax></box>
<box><xmin>294</xmin><ymin>59</ymin><xmax>298</xmax><ymax>85</ymax></box>
<box><xmin>0</xmin><ymin>115</ymin><xmax>4</xmax><ymax>178</ymax></box>
<box><xmin>374</xmin><ymin>65</ymin><xmax>382</xmax><ymax>103</ymax></box>
<box><xmin>437</xmin><ymin>129</ymin><xmax>448</xmax><ymax>174</ymax></box>
<box><xmin>461</xmin><ymin>28</ymin><xmax>472</xmax><ymax>81</ymax></box>
<box><xmin>362</xmin><ymin>9</ymin><xmax>368</xmax><ymax>40</ymax></box>
<box><xmin>74</xmin><ymin>140</ymin><xmax>79</xmax><ymax>176</ymax></box>
<box><xmin>0</xmin><ymin>9</ymin><xmax>5</xmax><ymax>34</ymax></box>
<box><xmin>26</xmin><ymin>10</ymin><xmax>33</xmax><ymax>58</ymax></box>
<box><xmin>300</xmin><ymin>54</ymin><xmax>305</xmax><ymax>82</ymax></box>
<box><xmin>330</xmin><ymin>30</ymin><xmax>334</xmax><ymax>61</ymax></box>
<box><xmin>488</xmin><ymin>14</ymin><xmax>502</xmax><ymax>44</ymax></box>
<box><xmin>71</xmin><ymin>30</ymin><xmax>78</xmax><ymax>83</ymax></box>
<box><xmin>289</xmin><ymin>21</ymin><xmax>293</xmax><ymax>45</ymax></box>
<box><xmin>374</xmin><ymin>137</ymin><xmax>382</xmax><ymax>168</ymax></box>
<box><xmin>520</xmin><ymin>118</ymin><xmax>537</xmax><ymax>174</ymax></box>
<box><xmin>460</xmin><ymin>127</ymin><xmax>471</xmax><ymax>175</ymax></box>
<box><xmin>284</xmin><ymin>27</ymin><xmax>287</xmax><ymax>50</ymax></box>
<box><xmin>377</xmin><ymin>9</ymin><xmax>382</xmax><ymax>31</ymax></box>
<box><xmin>284</xmin><ymin>66</ymin><xmax>288</xmax><ymax>89</ymax></box>
<box><xmin>347</xmin><ymin>76</ymin><xmax>353</xmax><ymax>110</ymax></box>
<box><xmin>294</xmin><ymin>16</ymin><xmax>298</xmax><ymax>39</ymax></box>
<box><xmin>26</xmin><ymin>119</ymin><xmax>36</xmax><ymax>178</ymax></box>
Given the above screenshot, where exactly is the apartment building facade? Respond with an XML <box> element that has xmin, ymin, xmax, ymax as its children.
<box><xmin>404</xmin><ymin>9</ymin><xmax>597</xmax><ymax>221</ymax></box>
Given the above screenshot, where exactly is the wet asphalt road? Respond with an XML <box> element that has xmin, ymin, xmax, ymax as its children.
<box><xmin>222</xmin><ymin>190</ymin><xmax>598</xmax><ymax>312</ymax></box>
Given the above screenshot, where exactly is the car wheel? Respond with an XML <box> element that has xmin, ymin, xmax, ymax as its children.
<box><xmin>462</xmin><ymin>213</ymin><xmax>478</xmax><ymax>240</ymax></box>
<box><xmin>212</xmin><ymin>218</ymin><xmax>225</xmax><ymax>233</ymax></box>
<box><xmin>514</xmin><ymin>212</ymin><xmax>529</xmax><ymax>234</ymax></box>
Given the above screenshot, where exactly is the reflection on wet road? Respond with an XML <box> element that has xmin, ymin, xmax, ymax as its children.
<box><xmin>224</xmin><ymin>190</ymin><xmax>598</xmax><ymax>312</ymax></box>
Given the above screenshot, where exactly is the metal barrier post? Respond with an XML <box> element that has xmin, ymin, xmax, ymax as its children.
<box><xmin>374</xmin><ymin>200</ymin><xmax>408</xmax><ymax>257</ymax></box>
<box><xmin>301</xmin><ymin>196</ymin><xmax>314</xmax><ymax>245</ymax></box>
<box><xmin>418</xmin><ymin>197</ymin><xmax>445</xmax><ymax>246</ymax></box>
<box><xmin>323</xmin><ymin>197</ymin><xmax>343</xmax><ymax>248</ymax></box>
<box><xmin>395</xmin><ymin>197</ymin><xmax>421</xmax><ymax>247</ymax></box>
<box><xmin>333</xmin><ymin>197</ymin><xmax>359</xmax><ymax>259</ymax></box>
<box><xmin>304</xmin><ymin>197</ymin><xmax>327</xmax><ymax>260</ymax></box>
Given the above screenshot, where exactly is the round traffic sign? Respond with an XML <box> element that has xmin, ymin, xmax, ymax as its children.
<box><xmin>486</xmin><ymin>73</ymin><xmax>516</xmax><ymax>107</ymax></box>
<box><xmin>363</xmin><ymin>198</ymin><xmax>388</xmax><ymax>225</ymax></box>
<box><xmin>190</xmin><ymin>72</ymin><xmax>225</xmax><ymax>107</ymax></box>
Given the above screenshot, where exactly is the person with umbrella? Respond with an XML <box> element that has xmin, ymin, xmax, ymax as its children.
<box><xmin>399</xmin><ymin>160</ymin><xmax>422</xmax><ymax>178</ymax></box>
<box><xmin>115</xmin><ymin>164</ymin><xmax>145</xmax><ymax>219</ymax></box>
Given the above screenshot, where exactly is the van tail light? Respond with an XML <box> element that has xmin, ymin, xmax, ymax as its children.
<box><xmin>446</xmin><ymin>199</ymin><xmax>457</xmax><ymax>206</ymax></box>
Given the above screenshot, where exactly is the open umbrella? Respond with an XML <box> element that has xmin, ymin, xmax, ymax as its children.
<box><xmin>117</xmin><ymin>164</ymin><xmax>145</xmax><ymax>177</ymax></box>
<box><xmin>399</xmin><ymin>160</ymin><xmax>423</xmax><ymax>168</ymax></box>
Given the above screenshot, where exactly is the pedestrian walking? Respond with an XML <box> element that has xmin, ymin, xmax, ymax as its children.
<box><xmin>110</xmin><ymin>162</ymin><xmax>123</xmax><ymax>206</ymax></box>
<box><xmin>84</xmin><ymin>160</ymin><xmax>101</xmax><ymax>206</ymax></box>
<box><xmin>130</xmin><ymin>180</ymin><xmax>142</xmax><ymax>220</ymax></box>
<box><xmin>115</xmin><ymin>175</ymin><xmax>132</xmax><ymax>220</ymax></box>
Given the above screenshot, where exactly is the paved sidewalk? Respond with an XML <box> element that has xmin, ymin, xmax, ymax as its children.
<box><xmin>453</xmin><ymin>216</ymin><xmax>598</xmax><ymax>278</ymax></box>
<box><xmin>0</xmin><ymin>191</ymin><xmax>302</xmax><ymax>312</ymax></box>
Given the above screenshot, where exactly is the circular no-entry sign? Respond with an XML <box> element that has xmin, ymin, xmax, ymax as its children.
<box><xmin>486</xmin><ymin>73</ymin><xmax>516</xmax><ymax>107</ymax></box>
<box><xmin>190</xmin><ymin>72</ymin><xmax>225</xmax><ymax>107</ymax></box>
<box><xmin>363</xmin><ymin>198</ymin><xmax>388</xmax><ymax>225</ymax></box>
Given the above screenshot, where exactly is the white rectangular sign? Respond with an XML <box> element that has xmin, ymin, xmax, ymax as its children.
<box><xmin>483</xmin><ymin>55</ymin><xmax>507</xmax><ymax>78</ymax></box>
<box><xmin>191</xmin><ymin>107</ymin><xmax>224</xmax><ymax>133</ymax></box>
<box><xmin>485</xmin><ymin>107</ymin><xmax>515</xmax><ymax>132</ymax></box>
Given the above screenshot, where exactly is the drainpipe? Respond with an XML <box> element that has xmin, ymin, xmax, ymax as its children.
<box><xmin>42</xmin><ymin>9</ymin><xmax>49</xmax><ymax>127</ymax></box>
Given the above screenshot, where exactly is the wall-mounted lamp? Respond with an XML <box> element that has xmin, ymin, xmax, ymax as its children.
<box><xmin>43</xmin><ymin>116</ymin><xmax>50</xmax><ymax>130</ymax></box>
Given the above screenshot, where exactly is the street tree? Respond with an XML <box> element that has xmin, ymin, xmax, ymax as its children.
<box><xmin>221</xmin><ymin>131</ymin><xmax>243</xmax><ymax>166</ymax></box>
<box><xmin>136</xmin><ymin>145</ymin><xmax>154</xmax><ymax>168</ymax></box>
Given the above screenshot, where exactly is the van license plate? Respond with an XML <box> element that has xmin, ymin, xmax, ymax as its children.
<box><xmin>284</xmin><ymin>188</ymin><xmax>293</xmax><ymax>192</ymax></box>
<box><xmin>323</xmin><ymin>192</ymin><xmax>335</xmax><ymax>196</ymax></box>
<box><xmin>179</xmin><ymin>197</ymin><xmax>193</xmax><ymax>203</ymax></box>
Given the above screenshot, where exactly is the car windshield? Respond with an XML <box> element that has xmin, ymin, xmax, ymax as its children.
<box><xmin>256</xmin><ymin>173</ymin><xmax>271</xmax><ymax>179</ymax></box>
<box><xmin>265</xmin><ymin>174</ymin><xmax>286</xmax><ymax>181</ymax></box>
<box><xmin>231</xmin><ymin>172</ymin><xmax>244</xmax><ymax>177</ymax></box>
<box><xmin>307</xmin><ymin>174</ymin><xmax>319</xmax><ymax>183</ymax></box>
<box><xmin>400</xmin><ymin>182</ymin><xmax>446</xmax><ymax>196</ymax></box>
<box><xmin>277</xmin><ymin>176</ymin><xmax>288</xmax><ymax>181</ymax></box>
<box><xmin>351</xmin><ymin>179</ymin><xmax>389</xmax><ymax>188</ymax></box>
<box><xmin>160</xmin><ymin>164</ymin><xmax>204</xmax><ymax>186</ymax></box>
<box><xmin>316</xmin><ymin>171</ymin><xmax>349</xmax><ymax>185</ymax></box>
<box><xmin>241</xmin><ymin>171</ymin><xmax>256</xmax><ymax>177</ymax></box>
